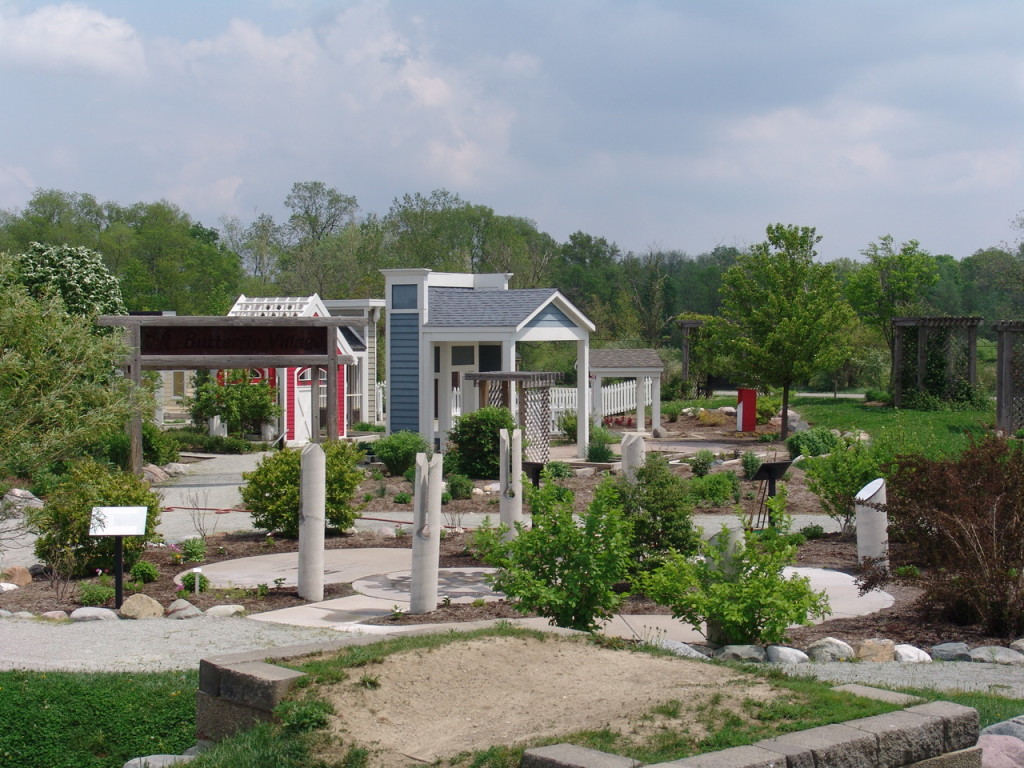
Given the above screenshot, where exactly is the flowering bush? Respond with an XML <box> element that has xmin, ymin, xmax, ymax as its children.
<box><xmin>13</xmin><ymin>242</ymin><xmax>126</xmax><ymax>318</ymax></box>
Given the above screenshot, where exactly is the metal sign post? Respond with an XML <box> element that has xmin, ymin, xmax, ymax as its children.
<box><xmin>89</xmin><ymin>506</ymin><xmax>148</xmax><ymax>608</ymax></box>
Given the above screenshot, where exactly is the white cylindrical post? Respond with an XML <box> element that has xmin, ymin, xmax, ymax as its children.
<box><xmin>193</xmin><ymin>567</ymin><xmax>202</xmax><ymax>596</ymax></box>
<box><xmin>499</xmin><ymin>429</ymin><xmax>523</xmax><ymax>537</ymax></box>
<box><xmin>410</xmin><ymin>452</ymin><xmax>442</xmax><ymax>614</ymax></box>
<box><xmin>620</xmin><ymin>432</ymin><xmax>646</xmax><ymax>482</ymax></box>
<box><xmin>855</xmin><ymin>478</ymin><xmax>888</xmax><ymax>566</ymax></box>
<box><xmin>297</xmin><ymin>442</ymin><xmax>326</xmax><ymax>602</ymax></box>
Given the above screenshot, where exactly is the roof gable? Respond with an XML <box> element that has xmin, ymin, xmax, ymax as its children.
<box><xmin>425</xmin><ymin>287</ymin><xmax>559</xmax><ymax>327</ymax></box>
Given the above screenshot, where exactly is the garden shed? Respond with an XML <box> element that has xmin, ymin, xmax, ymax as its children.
<box><xmin>382</xmin><ymin>269</ymin><xmax>595</xmax><ymax>458</ymax></box>
<box><xmin>589</xmin><ymin>348</ymin><xmax>663</xmax><ymax>432</ymax></box>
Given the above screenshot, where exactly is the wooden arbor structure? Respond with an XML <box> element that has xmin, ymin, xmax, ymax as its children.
<box><xmin>996</xmin><ymin>320</ymin><xmax>1024</xmax><ymax>434</ymax></box>
<box><xmin>891</xmin><ymin>317</ymin><xmax>982</xmax><ymax>408</ymax></box>
<box><xmin>98</xmin><ymin>314</ymin><xmax>360</xmax><ymax>475</ymax></box>
<box><xmin>463</xmin><ymin>371</ymin><xmax>562</xmax><ymax>463</ymax></box>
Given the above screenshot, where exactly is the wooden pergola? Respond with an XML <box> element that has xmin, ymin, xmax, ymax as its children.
<box><xmin>98</xmin><ymin>314</ymin><xmax>361</xmax><ymax>475</ymax></box>
<box><xmin>891</xmin><ymin>316</ymin><xmax>982</xmax><ymax>407</ymax></box>
<box><xmin>995</xmin><ymin>320</ymin><xmax>1024</xmax><ymax>434</ymax></box>
<box><xmin>463</xmin><ymin>371</ymin><xmax>563</xmax><ymax>463</ymax></box>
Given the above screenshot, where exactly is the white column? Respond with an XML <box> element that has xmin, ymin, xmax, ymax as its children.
<box><xmin>499</xmin><ymin>428</ymin><xmax>523</xmax><ymax>537</ymax></box>
<box><xmin>439</xmin><ymin>342</ymin><xmax>453</xmax><ymax>450</ymax></box>
<box><xmin>620</xmin><ymin>432</ymin><xmax>646</xmax><ymax>482</ymax></box>
<box><xmin>297</xmin><ymin>443</ymin><xmax>326</xmax><ymax>602</ymax></box>
<box><xmin>577</xmin><ymin>339</ymin><xmax>590</xmax><ymax>459</ymax></box>
<box><xmin>635</xmin><ymin>378</ymin><xmax>645</xmax><ymax>432</ymax></box>
<box><xmin>593</xmin><ymin>374</ymin><xmax>604</xmax><ymax>429</ymax></box>
<box><xmin>651</xmin><ymin>375</ymin><xmax>662</xmax><ymax>434</ymax></box>
<box><xmin>410</xmin><ymin>452</ymin><xmax>443</xmax><ymax>613</ymax></box>
<box><xmin>855</xmin><ymin>478</ymin><xmax>888</xmax><ymax>567</ymax></box>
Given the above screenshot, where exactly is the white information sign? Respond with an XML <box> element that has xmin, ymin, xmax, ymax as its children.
<box><xmin>90</xmin><ymin>506</ymin><xmax>148</xmax><ymax>537</ymax></box>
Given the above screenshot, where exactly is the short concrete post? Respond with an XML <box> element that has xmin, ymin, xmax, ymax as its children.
<box><xmin>620</xmin><ymin>433</ymin><xmax>646</xmax><ymax>482</ymax></box>
<box><xmin>297</xmin><ymin>443</ymin><xmax>325</xmax><ymax>602</ymax></box>
<box><xmin>499</xmin><ymin>428</ymin><xmax>523</xmax><ymax>537</ymax></box>
<box><xmin>855</xmin><ymin>478</ymin><xmax>888</xmax><ymax>567</ymax></box>
<box><xmin>705</xmin><ymin>523</ymin><xmax>745</xmax><ymax>646</ymax></box>
<box><xmin>208</xmin><ymin>416</ymin><xmax>227</xmax><ymax>438</ymax></box>
<box><xmin>410</xmin><ymin>452</ymin><xmax>442</xmax><ymax>614</ymax></box>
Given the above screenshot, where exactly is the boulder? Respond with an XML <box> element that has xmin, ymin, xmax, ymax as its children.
<box><xmin>766</xmin><ymin>645</ymin><xmax>809</xmax><ymax>664</ymax></box>
<box><xmin>162</xmin><ymin>463</ymin><xmax>191</xmax><ymax>477</ymax></box>
<box><xmin>204</xmin><ymin>604</ymin><xmax>245</xmax><ymax>618</ymax></box>
<box><xmin>970</xmin><ymin>646</ymin><xmax>1024</xmax><ymax>665</ymax></box>
<box><xmin>574</xmin><ymin>467</ymin><xmax>596</xmax><ymax>477</ymax></box>
<box><xmin>0</xmin><ymin>565</ymin><xmax>32</xmax><ymax>587</ymax></box>
<box><xmin>165</xmin><ymin>598</ymin><xmax>202</xmax><ymax>620</ymax></box>
<box><xmin>143</xmin><ymin>464</ymin><xmax>171</xmax><ymax>483</ymax></box>
<box><xmin>715</xmin><ymin>645</ymin><xmax>766</xmax><ymax>663</ymax></box>
<box><xmin>120</xmin><ymin>593</ymin><xmax>165</xmax><ymax>620</ymax></box>
<box><xmin>0</xmin><ymin>583</ymin><xmax>18</xmax><ymax>592</ymax></box>
<box><xmin>651</xmin><ymin>426</ymin><xmax>667</xmax><ymax>438</ymax></box>
<box><xmin>70</xmin><ymin>607</ymin><xmax>120</xmax><ymax>622</ymax></box>
<box><xmin>856</xmin><ymin>638</ymin><xmax>895</xmax><ymax>662</ymax></box>
<box><xmin>2</xmin><ymin>488</ymin><xmax>43</xmax><ymax>513</ymax></box>
<box><xmin>982</xmin><ymin>716</ymin><xmax>1024</xmax><ymax>741</ymax></box>
<box><xmin>806</xmin><ymin>637</ymin><xmax>855</xmax><ymax>662</ymax></box>
<box><xmin>894</xmin><ymin>644</ymin><xmax>931</xmax><ymax>663</ymax></box>
<box><xmin>656</xmin><ymin>639</ymin><xmax>710</xmax><ymax>659</ymax></box>
<box><xmin>0</xmin><ymin>609</ymin><xmax>13</xmax><ymax>618</ymax></box>
<box><xmin>931</xmin><ymin>641</ymin><xmax>972</xmax><ymax>661</ymax></box>
<box><xmin>719</xmin><ymin>406</ymin><xmax>737</xmax><ymax>416</ymax></box>
<box><xmin>977</xmin><ymin>734</ymin><xmax>1024</xmax><ymax>768</ymax></box>
<box><xmin>39</xmin><ymin>610</ymin><xmax>68</xmax><ymax>621</ymax></box>
<box><xmin>13</xmin><ymin>611</ymin><xmax>34</xmax><ymax>619</ymax></box>
<box><xmin>1008</xmin><ymin>638</ymin><xmax>1024</xmax><ymax>655</ymax></box>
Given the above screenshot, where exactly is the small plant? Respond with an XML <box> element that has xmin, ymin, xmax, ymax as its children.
<box><xmin>445</xmin><ymin>473</ymin><xmax>474</xmax><ymax>500</ymax></box>
<box><xmin>274</xmin><ymin>576</ymin><xmax>286</xmax><ymax>589</ymax></box>
<box><xmin>441</xmin><ymin>595</ymin><xmax>452</xmax><ymax>607</ymax></box>
<box><xmin>374</xmin><ymin>430</ymin><xmax>430</xmax><ymax>476</ymax></box>
<box><xmin>741</xmin><ymin>451</ymin><xmax>762</xmax><ymax>480</ymax></box>
<box><xmin>440</xmin><ymin>491</ymin><xmax>452</xmax><ymax>505</ymax></box>
<box><xmin>757</xmin><ymin>432</ymin><xmax>780</xmax><ymax>443</ymax></box>
<box><xmin>275</xmin><ymin>698</ymin><xmax>334</xmax><ymax>734</ymax></box>
<box><xmin>369</xmin><ymin>468</ymin><xmax>384</xmax><ymax>481</ymax></box>
<box><xmin>543</xmin><ymin>461</ymin><xmax>574</xmax><ymax>479</ymax></box>
<box><xmin>895</xmin><ymin>564</ymin><xmax>921</xmax><ymax>580</ymax></box>
<box><xmin>357</xmin><ymin>673</ymin><xmax>381</xmax><ymax>689</ymax></box>
<box><xmin>697</xmin><ymin>409</ymin><xmax>728</xmax><ymax>426</ymax></box>
<box><xmin>800</xmin><ymin>523</ymin><xmax>826</xmax><ymax>540</ymax></box>
<box><xmin>446</xmin><ymin>406</ymin><xmax>517</xmax><ymax>479</ymax></box>
<box><xmin>586</xmin><ymin>439</ymin><xmax>614</xmax><ymax>462</ymax></box>
<box><xmin>786</xmin><ymin>427</ymin><xmax>840</xmax><ymax>459</ymax></box>
<box><xmin>689</xmin><ymin>449</ymin><xmax>715</xmax><ymax>478</ymax></box>
<box><xmin>262</xmin><ymin>535</ymin><xmax>276</xmax><ymax>549</ymax></box>
<box><xmin>687</xmin><ymin>471</ymin><xmax>740</xmax><ymax>506</ymax></box>
<box><xmin>393</xmin><ymin>525</ymin><xmax>408</xmax><ymax>538</ymax></box>
<box><xmin>556</xmin><ymin>409</ymin><xmax>578</xmax><ymax>441</ymax></box>
<box><xmin>78</xmin><ymin>572</ymin><xmax>115</xmax><ymax>606</ymax></box>
<box><xmin>129</xmin><ymin>560</ymin><xmax>159</xmax><ymax>584</ymax></box>
<box><xmin>256</xmin><ymin>583</ymin><xmax>270</xmax><ymax>598</ymax></box>
<box><xmin>352</xmin><ymin>421</ymin><xmax>385</xmax><ymax>433</ymax></box>
<box><xmin>393</xmin><ymin>492</ymin><xmax>412</xmax><ymax>504</ymax></box>
<box><xmin>390</xmin><ymin>605</ymin><xmax>404</xmax><ymax>619</ymax></box>
<box><xmin>662</xmin><ymin>401</ymin><xmax>683</xmax><ymax>423</ymax></box>
<box><xmin>180</xmin><ymin>571</ymin><xmax>210</xmax><ymax>593</ymax></box>
<box><xmin>179</xmin><ymin>537</ymin><xmax>206</xmax><ymax>563</ymax></box>
<box><xmin>403</xmin><ymin>466</ymin><xmax>417</xmax><ymax>484</ymax></box>
<box><xmin>362</xmin><ymin>492</ymin><xmax>374</xmax><ymax>503</ymax></box>
<box><xmin>471</xmin><ymin>598</ymin><xmax>486</xmax><ymax>608</ymax></box>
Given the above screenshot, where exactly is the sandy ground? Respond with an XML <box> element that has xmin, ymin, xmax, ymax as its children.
<box><xmin>311</xmin><ymin>634</ymin><xmax>777</xmax><ymax>768</ymax></box>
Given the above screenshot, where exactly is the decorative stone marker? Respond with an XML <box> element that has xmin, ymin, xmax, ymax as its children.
<box><xmin>297</xmin><ymin>442</ymin><xmax>325</xmax><ymax>602</ymax></box>
<box><xmin>410</xmin><ymin>452</ymin><xmax>442</xmax><ymax>614</ymax></box>
<box><xmin>855</xmin><ymin>478</ymin><xmax>888</xmax><ymax>567</ymax></box>
<box><xmin>499</xmin><ymin>428</ymin><xmax>523</xmax><ymax>538</ymax></box>
<box><xmin>619</xmin><ymin>432</ymin><xmax>646</xmax><ymax>482</ymax></box>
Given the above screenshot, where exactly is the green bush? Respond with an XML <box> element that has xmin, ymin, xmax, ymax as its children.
<box><xmin>799</xmin><ymin>523</ymin><xmax>826</xmax><ymax>540</ymax></box>
<box><xmin>689</xmin><ymin>449</ymin><xmax>715</xmax><ymax>477</ymax></box>
<box><xmin>187</xmin><ymin>369</ymin><xmax>280</xmax><ymax>438</ymax></box>
<box><xmin>179</xmin><ymin>537</ymin><xmax>207</xmax><ymax>563</ymax></box>
<box><xmin>661</xmin><ymin>401</ymin><xmax>683</xmax><ymax>423</ymax></box>
<box><xmin>864</xmin><ymin>388</ymin><xmax>892</xmax><ymax>404</ymax></box>
<box><xmin>30</xmin><ymin>458</ymin><xmax>162</xmax><ymax>577</ymax></box>
<box><xmin>393</xmin><ymin>492</ymin><xmax>412</xmax><ymax>504</ymax></box>
<box><xmin>741</xmin><ymin>451</ymin><xmax>762</xmax><ymax>480</ymax></box>
<box><xmin>472</xmin><ymin>474</ymin><xmax>633</xmax><ymax>632</ymax></box>
<box><xmin>446</xmin><ymin>407</ymin><xmax>517</xmax><ymax>479</ymax></box>
<box><xmin>543</xmin><ymin>461</ymin><xmax>574</xmax><ymax>479</ymax></box>
<box><xmin>686</xmin><ymin>471</ymin><xmax>740</xmax><ymax>506</ymax></box>
<box><xmin>351</xmin><ymin>421</ymin><xmax>385</xmax><ymax>433</ymax></box>
<box><xmin>616</xmin><ymin>453</ymin><xmax>699</xmax><ymax>574</ymax></box>
<box><xmin>556</xmin><ymin>409</ymin><xmax>578</xmax><ymax>441</ymax></box>
<box><xmin>374</xmin><ymin>430</ymin><xmax>430</xmax><ymax>477</ymax></box>
<box><xmin>639</xmin><ymin>495</ymin><xmax>830</xmax><ymax>645</ymax></box>
<box><xmin>802</xmin><ymin>440</ymin><xmax>881</xmax><ymax>536</ymax></box>
<box><xmin>78</xmin><ymin>577</ymin><xmax>115</xmax><ymax>607</ymax></box>
<box><xmin>403</xmin><ymin>466</ymin><xmax>417</xmax><ymax>484</ymax></box>
<box><xmin>241</xmin><ymin>441</ymin><xmax>364</xmax><ymax>537</ymax></box>
<box><xmin>786</xmin><ymin>426</ymin><xmax>840</xmax><ymax>459</ymax></box>
<box><xmin>586</xmin><ymin>439</ymin><xmax>614</xmax><ymax>462</ymax></box>
<box><xmin>180</xmin><ymin>571</ymin><xmax>210</xmax><ymax>593</ymax></box>
<box><xmin>164</xmin><ymin>427</ymin><xmax>260</xmax><ymax>454</ymax></box>
<box><xmin>756</xmin><ymin>396</ymin><xmax>781</xmax><ymax>425</ymax></box>
<box><xmin>89</xmin><ymin>421</ymin><xmax>180</xmax><ymax>470</ymax></box>
<box><xmin>129</xmin><ymin>560</ymin><xmax>159</xmax><ymax>584</ymax></box>
<box><xmin>445</xmin><ymin>473</ymin><xmax>474</xmax><ymax>500</ymax></box>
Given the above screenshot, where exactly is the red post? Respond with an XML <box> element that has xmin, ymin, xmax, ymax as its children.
<box><xmin>737</xmin><ymin>388</ymin><xmax>757</xmax><ymax>432</ymax></box>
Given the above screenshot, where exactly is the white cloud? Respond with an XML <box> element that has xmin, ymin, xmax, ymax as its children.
<box><xmin>0</xmin><ymin>2</ymin><xmax>146</xmax><ymax>79</ymax></box>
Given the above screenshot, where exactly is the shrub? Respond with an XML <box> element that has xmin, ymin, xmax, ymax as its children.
<box><xmin>785</xmin><ymin>427</ymin><xmax>840</xmax><ymax>459</ymax></box>
<box><xmin>129</xmin><ymin>560</ymin><xmax>159</xmax><ymax>584</ymax></box>
<box><xmin>800</xmin><ymin>523</ymin><xmax>826</xmax><ymax>540</ymax></box>
<box><xmin>29</xmin><ymin>458</ymin><xmax>162</xmax><ymax>577</ymax></box>
<box><xmin>686</xmin><ymin>471</ymin><xmax>740</xmax><ymax>506</ymax></box>
<box><xmin>374</xmin><ymin>430</ymin><xmax>430</xmax><ymax>477</ymax></box>
<box><xmin>586</xmin><ymin>439</ymin><xmax>614</xmax><ymax>463</ymax></box>
<box><xmin>440</xmin><ymin>491</ymin><xmax>452</xmax><ymax>505</ymax></box>
<box><xmin>697</xmin><ymin>409</ymin><xmax>728</xmax><ymax>426</ymax></box>
<box><xmin>179</xmin><ymin>537</ymin><xmax>206</xmax><ymax>563</ymax></box>
<box><xmin>241</xmin><ymin>441</ymin><xmax>364</xmax><ymax>537</ymax></box>
<box><xmin>689</xmin><ymin>449</ymin><xmax>715</xmax><ymax>478</ymax></box>
<box><xmin>78</xmin><ymin>576</ymin><xmax>115</xmax><ymax>607</ymax></box>
<box><xmin>802</xmin><ymin>440</ymin><xmax>881</xmax><ymax>536</ymax></box>
<box><xmin>886</xmin><ymin>435</ymin><xmax>1024</xmax><ymax>635</ymax></box>
<box><xmin>556</xmin><ymin>410</ymin><xmax>578</xmax><ymax>441</ymax></box>
<box><xmin>89</xmin><ymin>421</ymin><xmax>180</xmax><ymax>470</ymax></box>
<box><xmin>741</xmin><ymin>451</ymin><xmax>762</xmax><ymax>480</ymax></box>
<box><xmin>616</xmin><ymin>453</ymin><xmax>698</xmax><ymax>574</ymax></box>
<box><xmin>164</xmin><ymin>427</ymin><xmax>261</xmax><ymax>454</ymax></box>
<box><xmin>187</xmin><ymin>369</ymin><xmax>280</xmax><ymax>438</ymax></box>
<box><xmin>864</xmin><ymin>388</ymin><xmax>892</xmax><ymax>404</ymax></box>
<box><xmin>446</xmin><ymin>407</ymin><xmax>517</xmax><ymax>479</ymax></box>
<box><xmin>403</xmin><ymin>466</ymin><xmax>417</xmax><ymax>484</ymax></box>
<box><xmin>351</xmin><ymin>421</ymin><xmax>385</xmax><ymax>433</ymax></box>
<box><xmin>661</xmin><ymin>401</ymin><xmax>683</xmax><ymax>423</ymax></box>
<box><xmin>445</xmin><ymin>473</ymin><xmax>474</xmax><ymax>500</ymax></box>
<box><xmin>472</xmin><ymin>474</ymin><xmax>632</xmax><ymax>632</ymax></box>
<box><xmin>638</xmin><ymin>495</ymin><xmax>830</xmax><ymax>645</ymax></box>
<box><xmin>543</xmin><ymin>461</ymin><xmax>574</xmax><ymax>479</ymax></box>
<box><xmin>180</xmin><ymin>571</ymin><xmax>210</xmax><ymax>593</ymax></box>
<box><xmin>756</xmin><ymin>396</ymin><xmax>781</xmax><ymax>425</ymax></box>
<box><xmin>393</xmin><ymin>492</ymin><xmax>412</xmax><ymax>504</ymax></box>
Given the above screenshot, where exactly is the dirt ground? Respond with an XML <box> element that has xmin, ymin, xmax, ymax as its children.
<box><xmin>311</xmin><ymin>634</ymin><xmax>778</xmax><ymax>768</ymax></box>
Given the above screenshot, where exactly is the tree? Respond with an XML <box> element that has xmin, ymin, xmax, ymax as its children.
<box><xmin>708</xmin><ymin>224</ymin><xmax>854</xmax><ymax>440</ymax></box>
<box><xmin>284</xmin><ymin>181</ymin><xmax>359</xmax><ymax>246</ymax></box>
<box><xmin>844</xmin><ymin>235</ymin><xmax>939</xmax><ymax>389</ymax></box>
<box><xmin>11</xmin><ymin>242</ymin><xmax>126</xmax><ymax>317</ymax></box>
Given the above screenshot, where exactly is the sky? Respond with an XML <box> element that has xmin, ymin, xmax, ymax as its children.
<box><xmin>0</xmin><ymin>0</ymin><xmax>1022</xmax><ymax>262</ymax></box>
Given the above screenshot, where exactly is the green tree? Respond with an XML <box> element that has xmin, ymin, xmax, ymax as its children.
<box><xmin>844</xmin><ymin>235</ymin><xmax>939</xmax><ymax>389</ymax></box>
<box><xmin>187</xmin><ymin>370</ymin><xmax>280</xmax><ymax>438</ymax></box>
<box><xmin>11</xmin><ymin>242</ymin><xmax>126</xmax><ymax>318</ymax></box>
<box><xmin>707</xmin><ymin>224</ymin><xmax>854</xmax><ymax>440</ymax></box>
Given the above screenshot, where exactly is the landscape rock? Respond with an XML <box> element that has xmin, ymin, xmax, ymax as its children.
<box><xmin>40</xmin><ymin>610</ymin><xmax>68</xmax><ymax>621</ymax></box>
<box><xmin>931</xmin><ymin>641</ymin><xmax>972</xmax><ymax>661</ymax></box>
<box><xmin>656</xmin><ymin>639</ymin><xmax>709</xmax><ymax>659</ymax></box>
<box><xmin>0</xmin><ymin>609</ymin><xmax>13</xmax><ymax>618</ymax></box>
<box><xmin>651</xmin><ymin>426</ymin><xmax>667</xmax><ymax>438</ymax></box>
<box><xmin>894</xmin><ymin>644</ymin><xmax>931</xmax><ymax>663</ymax></box>
<box><xmin>977</xmin><ymin>734</ymin><xmax>1024</xmax><ymax>768</ymax></box>
<box><xmin>162</xmin><ymin>463</ymin><xmax>191</xmax><ymax>476</ymax></box>
<box><xmin>0</xmin><ymin>582</ymin><xmax>18</xmax><ymax>592</ymax></box>
<box><xmin>28</xmin><ymin>564</ymin><xmax>47</xmax><ymax>577</ymax></box>
<box><xmin>120</xmin><ymin>593</ymin><xmax>165</xmax><ymax>620</ymax></box>
<box><xmin>719</xmin><ymin>406</ymin><xmax>737</xmax><ymax>416</ymax></box>
<box><xmin>982</xmin><ymin>716</ymin><xmax>1024</xmax><ymax>741</ymax></box>
<box><xmin>204</xmin><ymin>604</ymin><xmax>245</xmax><ymax>617</ymax></box>
<box><xmin>2</xmin><ymin>488</ymin><xmax>43</xmax><ymax>513</ymax></box>
<box><xmin>165</xmin><ymin>599</ymin><xmax>202</xmax><ymax>620</ymax></box>
<box><xmin>0</xmin><ymin>564</ymin><xmax>33</xmax><ymax>587</ymax></box>
<box><xmin>856</xmin><ymin>638</ymin><xmax>895</xmax><ymax>662</ymax></box>
<box><xmin>70</xmin><ymin>607</ymin><xmax>120</xmax><ymax>622</ymax></box>
<box><xmin>805</xmin><ymin>637</ymin><xmax>855</xmax><ymax>662</ymax></box>
<box><xmin>715</xmin><ymin>645</ymin><xmax>766</xmax><ymax>663</ymax></box>
<box><xmin>767</xmin><ymin>645</ymin><xmax>809</xmax><ymax>664</ymax></box>
<box><xmin>970</xmin><ymin>646</ymin><xmax>1024</xmax><ymax>665</ymax></box>
<box><xmin>122</xmin><ymin>755</ymin><xmax>195</xmax><ymax>767</ymax></box>
<box><xmin>1008</xmin><ymin>638</ymin><xmax>1024</xmax><ymax>654</ymax></box>
<box><xmin>143</xmin><ymin>463</ymin><xmax>171</xmax><ymax>483</ymax></box>
<box><xmin>13</xmin><ymin>611</ymin><xmax>34</xmax><ymax>619</ymax></box>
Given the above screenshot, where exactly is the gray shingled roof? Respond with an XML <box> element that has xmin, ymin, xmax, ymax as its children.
<box><xmin>590</xmin><ymin>348</ymin><xmax>664</xmax><ymax>371</ymax></box>
<box><xmin>426</xmin><ymin>287</ymin><xmax>560</xmax><ymax>327</ymax></box>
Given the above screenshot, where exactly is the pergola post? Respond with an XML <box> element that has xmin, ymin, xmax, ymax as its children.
<box><xmin>577</xmin><ymin>339</ymin><xmax>590</xmax><ymax>459</ymax></box>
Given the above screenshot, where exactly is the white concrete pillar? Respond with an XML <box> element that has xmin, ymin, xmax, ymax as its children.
<box><xmin>577</xmin><ymin>339</ymin><xmax>590</xmax><ymax>459</ymax></box>
<box><xmin>439</xmin><ymin>343</ymin><xmax>453</xmax><ymax>450</ymax></box>
<box><xmin>651</xmin><ymin>376</ymin><xmax>661</xmax><ymax>433</ymax></box>
<box><xmin>499</xmin><ymin>428</ymin><xmax>523</xmax><ymax>537</ymax></box>
<box><xmin>635</xmin><ymin>379</ymin><xmax>645</xmax><ymax>432</ymax></box>
<box><xmin>410</xmin><ymin>452</ymin><xmax>443</xmax><ymax>614</ymax></box>
<box><xmin>593</xmin><ymin>374</ymin><xmax>604</xmax><ymax>429</ymax></box>
<box><xmin>208</xmin><ymin>416</ymin><xmax>227</xmax><ymax>438</ymax></box>
<box><xmin>620</xmin><ymin>433</ymin><xmax>646</xmax><ymax>482</ymax></box>
<box><xmin>297</xmin><ymin>443</ymin><xmax>326</xmax><ymax>602</ymax></box>
<box><xmin>855</xmin><ymin>478</ymin><xmax>888</xmax><ymax>567</ymax></box>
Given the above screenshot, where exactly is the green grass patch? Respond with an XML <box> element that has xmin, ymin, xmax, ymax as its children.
<box><xmin>0</xmin><ymin>669</ymin><xmax>197</xmax><ymax>768</ymax></box>
<box><xmin>791</xmin><ymin>396</ymin><xmax>994</xmax><ymax>458</ymax></box>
